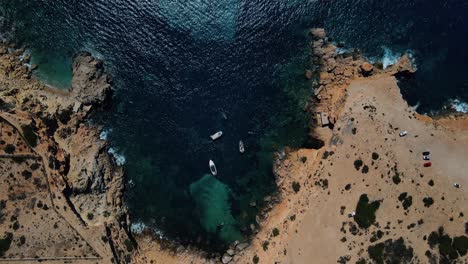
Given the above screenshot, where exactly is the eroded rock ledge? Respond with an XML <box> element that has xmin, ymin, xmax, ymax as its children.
<box><xmin>0</xmin><ymin>43</ymin><xmax>132</xmax><ymax>263</ymax></box>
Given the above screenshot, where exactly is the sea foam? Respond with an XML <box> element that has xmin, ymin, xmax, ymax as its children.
<box><xmin>448</xmin><ymin>99</ymin><xmax>468</xmax><ymax>113</ymax></box>
<box><xmin>108</xmin><ymin>147</ymin><xmax>126</xmax><ymax>166</ymax></box>
<box><xmin>374</xmin><ymin>47</ymin><xmax>416</xmax><ymax>69</ymax></box>
<box><xmin>99</xmin><ymin>129</ymin><xmax>112</xmax><ymax>140</ymax></box>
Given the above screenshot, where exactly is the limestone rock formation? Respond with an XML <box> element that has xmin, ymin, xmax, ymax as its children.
<box><xmin>0</xmin><ymin>44</ymin><xmax>130</xmax><ymax>263</ymax></box>
<box><xmin>71</xmin><ymin>52</ymin><xmax>112</xmax><ymax>106</ymax></box>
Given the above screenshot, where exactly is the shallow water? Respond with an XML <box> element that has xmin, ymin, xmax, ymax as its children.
<box><xmin>1</xmin><ymin>0</ymin><xmax>467</xmax><ymax>251</ymax></box>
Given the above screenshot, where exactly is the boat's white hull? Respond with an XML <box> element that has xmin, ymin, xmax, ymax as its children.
<box><xmin>210</xmin><ymin>131</ymin><xmax>223</xmax><ymax>140</ymax></box>
<box><xmin>239</xmin><ymin>140</ymin><xmax>245</xmax><ymax>153</ymax></box>
<box><xmin>209</xmin><ymin>160</ymin><xmax>217</xmax><ymax>176</ymax></box>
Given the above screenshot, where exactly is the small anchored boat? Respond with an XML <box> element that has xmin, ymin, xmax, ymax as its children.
<box><xmin>239</xmin><ymin>140</ymin><xmax>245</xmax><ymax>153</ymax></box>
<box><xmin>209</xmin><ymin>160</ymin><xmax>217</xmax><ymax>176</ymax></box>
<box><xmin>210</xmin><ymin>131</ymin><xmax>223</xmax><ymax>140</ymax></box>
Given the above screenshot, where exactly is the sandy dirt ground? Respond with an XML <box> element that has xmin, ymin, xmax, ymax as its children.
<box><xmin>236</xmin><ymin>75</ymin><xmax>467</xmax><ymax>264</ymax></box>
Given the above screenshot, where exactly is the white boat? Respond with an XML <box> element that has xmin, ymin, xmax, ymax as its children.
<box><xmin>210</xmin><ymin>131</ymin><xmax>223</xmax><ymax>140</ymax></box>
<box><xmin>239</xmin><ymin>140</ymin><xmax>245</xmax><ymax>153</ymax></box>
<box><xmin>209</xmin><ymin>160</ymin><xmax>217</xmax><ymax>176</ymax></box>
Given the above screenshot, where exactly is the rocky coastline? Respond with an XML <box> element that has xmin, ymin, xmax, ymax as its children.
<box><xmin>0</xmin><ymin>42</ymin><xmax>133</xmax><ymax>263</ymax></box>
<box><xmin>0</xmin><ymin>26</ymin><xmax>466</xmax><ymax>264</ymax></box>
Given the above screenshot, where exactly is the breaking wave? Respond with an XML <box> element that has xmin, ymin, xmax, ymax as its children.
<box><xmin>99</xmin><ymin>129</ymin><xmax>112</xmax><ymax>140</ymax></box>
<box><xmin>448</xmin><ymin>99</ymin><xmax>468</xmax><ymax>113</ymax></box>
<box><xmin>107</xmin><ymin>147</ymin><xmax>126</xmax><ymax>166</ymax></box>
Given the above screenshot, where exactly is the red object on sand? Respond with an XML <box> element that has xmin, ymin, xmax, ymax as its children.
<box><xmin>423</xmin><ymin>162</ymin><xmax>432</xmax><ymax>167</ymax></box>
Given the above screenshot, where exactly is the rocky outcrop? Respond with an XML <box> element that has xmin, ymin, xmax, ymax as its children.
<box><xmin>0</xmin><ymin>44</ymin><xmax>130</xmax><ymax>263</ymax></box>
<box><xmin>307</xmin><ymin>28</ymin><xmax>416</xmax><ymax>136</ymax></box>
<box><xmin>70</xmin><ymin>52</ymin><xmax>112</xmax><ymax>106</ymax></box>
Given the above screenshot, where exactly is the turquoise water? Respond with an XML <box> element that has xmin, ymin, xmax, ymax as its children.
<box><xmin>29</xmin><ymin>49</ymin><xmax>72</xmax><ymax>88</ymax></box>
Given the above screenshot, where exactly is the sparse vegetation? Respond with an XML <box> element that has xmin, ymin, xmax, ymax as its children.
<box><xmin>372</xmin><ymin>152</ymin><xmax>379</xmax><ymax>160</ymax></box>
<box><xmin>398</xmin><ymin>192</ymin><xmax>413</xmax><ymax>210</ymax></box>
<box><xmin>87</xmin><ymin>212</ymin><xmax>94</xmax><ymax>220</ymax></box>
<box><xmin>392</xmin><ymin>174</ymin><xmax>401</xmax><ymax>184</ymax></box>
<box><xmin>300</xmin><ymin>156</ymin><xmax>307</xmax><ymax>163</ymax></box>
<box><xmin>19</xmin><ymin>235</ymin><xmax>26</xmax><ymax>245</ymax></box>
<box><xmin>12</xmin><ymin>221</ymin><xmax>19</xmax><ymax>231</ymax></box>
<box><xmin>253</xmin><ymin>255</ymin><xmax>259</xmax><ymax>264</ymax></box>
<box><xmin>423</xmin><ymin>197</ymin><xmax>434</xmax><ymax>208</ymax></box>
<box><xmin>361</xmin><ymin>165</ymin><xmax>369</xmax><ymax>174</ymax></box>
<box><xmin>354</xmin><ymin>159</ymin><xmax>363</xmax><ymax>170</ymax></box>
<box><xmin>272</xmin><ymin>228</ymin><xmax>280</xmax><ymax>237</ymax></box>
<box><xmin>368</xmin><ymin>237</ymin><xmax>414</xmax><ymax>264</ymax></box>
<box><xmin>428</xmin><ymin>227</ymin><xmax>468</xmax><ymax>260</ymax></box>
<box><xmin>322</xmin><ymin>151</ymin><xmax>334</xmax><ymax>159</ymax></box>
<box><xmin>292</xmin><ymin>182</ymin><xmax>300</xmax><ymax>193</ymax></box>
<box><xmin>261</xmin><ymin>241</ymin><xmax>269</xmax><ymax>251</ymax></box>
<box><xmin>30</xmin><ymin>163</ymin><xmax>40</xmax><ymax>170</ymax></box>
<box><xmin>391</xmin><ymin>165</ymin><xmax>401</xmax><ymax>184</ymax></box>
<box><xmin>124</xmin><ymin>239</ymin><xmax>134</xmax><ymax>252</ymax></box>
<box><xmin>370</xmin><ymin>230</ymin><xmax>384</xmax><ymax>243</ymax></box>
<box><xmin>21</xmin><ymin>170</ymin><xmax>32</xmax><ymax>180</ymax></box>
<box><xmin>21</xmin><ymin>125</ymin><xmax>37</xmax><ymax>147</ymax></box>
<box><xmin>4</xmin><ymin>144</ymin><xmax>15</xmax><ymax>154</ymax></box>
<box><xmin>354</xmin><ymin>194</ymin><xmax>381</xmax><ymax>229</ymax></box>
<box><xmin>56</xmin><ymin>108</ymin><xmax>73</xmax><ymax>124</ymax></box>
<box><xmin>0</xmin><ymin>233</ymin><xmax>12</xmax><ymax>257</ymax></box>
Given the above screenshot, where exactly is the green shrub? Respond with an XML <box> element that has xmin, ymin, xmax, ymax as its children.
<box><xmin>272</xmin><ymin>228</ymin><xmax>280</xmax><ymax>237</ymax></box>
<box><xmin>124</xmin><ymin>239</ymin><xmax>134</xmax><ymax>252</ymax></box>
<box><xmin>56</xmin><ymin>108</ymin><xmax>73</xmax><ymax>124</ymax></box>
<box><xmin>4</xmin><ymin>144</ymin><xmax>15</xmax><ymax>154</ymax></box>
<box><xmin>19</xmin><ymin>236</ymin><xmax>25</xmax><ymax>245</ymax></box>
<box><xmin>361</xmin><ymin>165</ymin><xmax>369</xmax><ymax>174</ymax></box>
<box><xmin>423</xmin><ymin>197</ymin><xmax>434</xmax><ymax>208</ymax></box>
<box><xmin>354</xmin><ymin>194</ymin><xmax>381</xmax><ymax>229</ymax></box>
<box><xmin>392</xmin><ymin>174</ymin><xmax>401</xmax><ymax>184</ymax></box>
<box><xmin>87</xmin><ymin>212</ymin><xmax>94</xmax><ymax>220</ymax></box>
<box><xmin>21</xmin><ymin>170</ymin><xmax>32</xmax><ymax>180</ymax></box>
<box><xmin>453</xmin><ymin>236</ymin><xmax>468</xmax><ymax>256</ymax></box>
<box><xmin>372</xmin><ymin>152</ymin><xmax>379</xmax><ymax>160</ymax></box>
<box><xmin>261</xmin><ymin>241</ymin><xmax>269</xmax><ymax>251</ymax></box>
<box><xmin>253</xmin><ymin>255</ymin><xmax>259</xmax><ymax>264</ymax></box>
<box><xmin>21</xmin><ymin>125</ymin><xmax>37</xmax><ymax>147</ymax></box>
<box><xmin>354</xmin><ymin>159</ymin><xmax>363</xmax><ymax>170</ymax></box>
<box><xmin>0</xmin><ymin>233</ymin><xmax>12</xmax><ymax>257</ymax></box>
<box><xmin>292</xmin><ymin>182</ymin><xmax>300</xmax><ymax>193</ymax></box>
<box><xmin>12</xmin><ymin>221</ymin><xmax>19</xmax><ymax>231</ymax></box>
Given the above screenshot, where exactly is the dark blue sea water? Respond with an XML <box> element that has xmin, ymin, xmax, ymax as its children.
<box><xmin>2</xmin><ymin>0</ymin><xmax>467</xmax><ymax>250</ymax></box>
